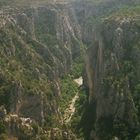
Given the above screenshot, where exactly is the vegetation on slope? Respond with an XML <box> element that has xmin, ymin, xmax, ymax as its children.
<box><xmin>107</xmin><ymin>5</ymin><xmax>140</xmax><ymax>18</ymax></box>
<box><xmin>0</xmin><ymin>2</ymin><xmax>84</xmax><ymax>139</ymax></box>
<box><xmin>0</xmin><ymin>0</ymin><xmax>51</xmax><ymax>7</ymax></box>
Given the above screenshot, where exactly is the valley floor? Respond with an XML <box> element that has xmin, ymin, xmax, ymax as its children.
<box><xmin>63</xmin><ymin>77</ymin><xmax>83</xmax><ymax>124</ymax></box>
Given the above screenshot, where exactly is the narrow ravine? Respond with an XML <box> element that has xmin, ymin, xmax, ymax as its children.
<box><xmin>63</xmin><ymin>77</ymin><xmax>83</xmax><ymax>124</ymax></box>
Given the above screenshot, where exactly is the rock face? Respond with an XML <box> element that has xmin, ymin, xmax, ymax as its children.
<box><xmin>0</xmin><ymin>3</ymin><xmax>82</xmax><ymax>139</ymax></box>
<box><xmin>83</xmin><ymin>13</ymin><xmax>140</xmax><ymax>140</ymax></box>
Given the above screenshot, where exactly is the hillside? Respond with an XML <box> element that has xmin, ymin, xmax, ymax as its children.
<box><xmin>0</xmin><ymin>3</ymin><xmax>83</xmax><ymax>139</ymax></box>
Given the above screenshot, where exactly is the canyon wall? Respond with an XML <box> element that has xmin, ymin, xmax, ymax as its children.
<box><xmin>0</xmin><ymin>3</ymin><xmax>82</xmax><ymax>139</ymax></box>
<box><xmin>83</xmin><ymin>8</ymin><xmax>140</xmax><ymax>140</ymax></box>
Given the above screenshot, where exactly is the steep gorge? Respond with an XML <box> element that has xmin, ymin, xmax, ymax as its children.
<box><xmin>0</xmin><ymin>1</ymin><xmax>140</xmax><ymax>140</ymax></box>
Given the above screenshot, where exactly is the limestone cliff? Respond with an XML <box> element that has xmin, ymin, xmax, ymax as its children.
<box><xmin>83</xmin><ymin>7</ymin><xmax>140</xmax><ymax>140</ymax></box>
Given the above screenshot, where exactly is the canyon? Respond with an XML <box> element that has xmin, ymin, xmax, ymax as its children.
<box><xmin>0</xmin><ymin>0</ymin><xmax>140</xmax><ymax>140</ymax></box>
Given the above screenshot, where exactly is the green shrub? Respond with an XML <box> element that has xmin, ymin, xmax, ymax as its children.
<box><xmin>0</xmin><ymin>134</ymin><xmax>8</xmax><ymax>140</ymax></box>
<box><xmin>0</xmin><ymin>120</ymin><xmax>6</xmax><ymax>134</ymax></box>
<box><xmin>135</xmin><ymin>134</ymin><xmax>140</xmax><ymax>140</ymax></box>
<box><xmin>59</xmin><ymin>76</ymin><xmax>78</xmax><ymax>113</ymax></box>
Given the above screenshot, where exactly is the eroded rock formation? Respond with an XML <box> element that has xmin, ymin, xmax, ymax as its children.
<box><xmin>83</xmin><ymin>14</ymin><xmax>140</xmax><ymax>140</ymax></box>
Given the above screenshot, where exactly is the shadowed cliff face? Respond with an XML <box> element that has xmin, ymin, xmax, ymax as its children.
<box><xmin>0</xmin><ymin>3</ymin><xmax>82</xmax><ymax>139</ymax></box>
<box><xmin>83</xmin><ymin>14</ymin><xmax>140</xmax><ymax>140</ymax></box>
